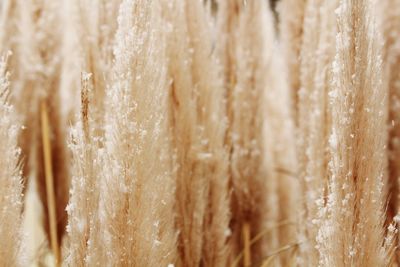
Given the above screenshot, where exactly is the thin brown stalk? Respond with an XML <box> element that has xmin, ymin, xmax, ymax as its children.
<box><xmin>9</xmin><ymin>0</ymin><xmax>70</xmax><ymax>254</ymax></box>
<box><xmin>231</xmin><ymin>220</ymin><xmax>296</xmax><ymax>267</ymax></box>
<box><xmin>242</xmin><ymin>223</ymin><xmax>251</xmax><ymax>267</ymax></box>
<box><xmin>260</xmin><ymin>242</ymin><xmax>302</xmax><ymax>267</ymax></box>
<box><xmin>40</xmin><ymin>101</ymin><xmax>60</xmax><ymax>265</ymax></box>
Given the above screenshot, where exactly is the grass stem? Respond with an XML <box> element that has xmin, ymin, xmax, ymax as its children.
<box><xmin>40</xmin><ymin>101</ymin><xmax>60</xmax><ymax>266</ymax></box>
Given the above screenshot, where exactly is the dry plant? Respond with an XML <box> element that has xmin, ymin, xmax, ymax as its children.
<box><xmin>60</xmin><ymin>0</ymin><xmax>122</xmax><ymax>265</ymax></box>
<box><xmin>0</xmin><ymin>54</ymin><xmax>24</xmax><ymax>266</ymax></box>
<box><xmin>60</xmin><ymin>0</ymin><xmax>121</xmax><ymax>125</ymax></box>
<box><xmin>378</xmin><ymin>0</ymin><xmax>400</xmax><ymax>263</ymax></box>
<box><xmin>87</xmin><ymin>1</ymin><xmax>177</xmax><ymax>265</ymax></box>
<box><xmin>1</xmin><ymin>1</ymin><xmax>70</xmax><ymax>261</ymax></box>
<box><xmin>316</xmin><ymin>0</ymin><xmax>397</xmax><ymax>266</ymax></box>
<box><xmin>278</xmin><ymin>0</ymin><xmax>307</xmax><ymax>119</ymax></box>
<box><xmin>295</xmin><ymin>1</ymin><xmax>338</xmax><ymax>265</ymax></box>
<box><xmin>0</xmin><ymin>0</ymin><xmax>400</xmax><ymax>266</ymax></box>
<box><xmin>162</xmin><ymin>1</ymin><xmax>230</xmax><ymax>266</ymax></box>
<box><xmin>216</xmin><ymin>1</ymin><xmax>295</xmax><ymax>265</ymax></box>
<box><xmin>63</xmin><ymin>73</ymin><xmax>100</xmax><ymax>266</ymax></box>
<box><xmin>380</xmin><ymin>0</ymin><xmax>400</xmax><ymax>219</ymax></box>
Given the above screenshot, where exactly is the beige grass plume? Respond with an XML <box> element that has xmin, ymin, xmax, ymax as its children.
<box><xmin>379</xmin><ymin>0</ymin><xmax>400</xmax><ymax>219</ymax></box>
<box><xmin>316</xmin><ymin>0</ymin><xmax>397</xmax><ymax>265</ymax></box>
<box><xmin>59</xmin><ymin>0</ymin><xmax>121</xmax><ymax>126</ymax></box>
<box><xmin>265</xmin><ymin>44</ymin><xmax>300</xmax><ymax>267</ymax></box>
<box><xmin>0</xmin><ymin>54</ymin><xmax>24</xmax><ymax>267</ymax></box>
<box><xmin>296</xmin><ymin>1</ymin><xmax>325</xmax><ymax>263</ymax></box>
<box><xmin>296</xmin><ymin>0</ymin><xmax>339</xmax><ymax>265</ymax></box>
<box><xmin>63</xmin><ymin>72</ymin><xmax>101</xmax><ymax>266</ymax></box>
<box><xmin>7</xmin><ymin>1</ymin><xmax>70</xmax><ymax>258</ymax></box>
<box><xmin>378</xmin><ymin>0</ymin><xmax>400</xmax><ymax>263</ymax></box>
<box><xmin>162</xmin><ymin>1</ymin><xmax>231</xmax><ymax>266</ymax></box>
<box><xmin>216</xmin><ymin>0</ymin><xmax>281</xmax><ymax>265</ymax></box>
<box><xmin>62</xmin><ymin>1</ymin><xmax>121</xmax><ymax>265</ymax></box>
<box><xmin>278</xmin><ymin>0</ymin><xmax>307</xmax><ymax>120</ymax></box>
<box><xmin>91</xmin><ymin>0</ymin><xmax>177</xmax><ymax>265</ymax></box>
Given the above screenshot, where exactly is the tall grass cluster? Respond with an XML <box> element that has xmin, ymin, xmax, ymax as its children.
<box><xmin>0</xmin><ymin>0</ymin><xmax>399</xmax><ymax>266</ymax></box>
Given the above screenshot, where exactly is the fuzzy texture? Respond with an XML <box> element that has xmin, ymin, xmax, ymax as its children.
<box><xmin>297</xmin><ymin>2</ymin><xmax>325</xmax><ymax>263</ymax></box>
<box><xmin>316</xmin><ymin>1</ymin><xmax>397</xmax><ymax>266</ymax></box>
<box><xmin>59</xmin><ymin>0</ymin><xmax>121</xmax><ymax>125</ymax></box>
<box><xmin>10</xmin><ymin>0</ymin><xmax>70</xmax><ymax>250</ymax></box>
<box><xmin>0</xmin><ymin>0</ymin><xmax>400</xmax><ymax>266</ymax></box>
<box><xmin>380</xmin><ymin>0</ymin><xmax>400</xmax><ymax>218</ymax></box>
<box><xmin>92</xmin><ymin>1</ymin><xmax>177</xmax><ymax>265</ymax></box>
<box><xmin>0</xmin><ymin>55</ymin><xmax>24</xmax><ymax>267</ymax></box>
<box><xmin>62</xmin><ymin>2</ymin><xmax>121</xmax><ymax>262</ymax></box>
<box><xmin>163</xmin><ymin>1</ymin><xmax>231</xmax><ymax>265</ymax></box>
<box><xmin>63</xmin><ymin>73</ymin><xmax>101</xmax><ymax>266</ymax></box>
<box><xmin>278</xmin><ymin>0</ymin><xmax>307</xmax><ymax>120</ymax></box>
<box><xmin>266</xmin><ymin>45</ymin><xmax>300</xmax><ymax>267</ymax></box>
<box><xmin>0</xmin><ymin>0</ymin><xmax>17</xmax><ymax>53</ymax></box>
<box><xmin>296</xmin><ymin>1</ymin><xmax>339</xmax><ymax>265</ymax></box>
<box><xmin>379</xmin><ymin>0</ymin><xmax>400</xmax><ymax>263</ymax></box>
<box><xmin>217</xmin><ymin>0</ymin><xmax>280</xmax><ymax>264</ymax></box>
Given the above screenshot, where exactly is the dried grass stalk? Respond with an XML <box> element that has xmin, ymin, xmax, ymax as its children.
<box><xmin>59</xmin><ymin>0</ymin><xmax>121</xmax><ymax>126</ymax></box>
<box><xmin>296</xmin><ymin>0</ymin><xmax>338</xmax><ymax>265</ymax></box>
<box><xmin>0</xmin><ymin>54</ymin><xmax>24</xmax><ymax>267</ymax></box>
<box><xmin>93</xmin><ymin>1</ymin><xmax>177</xmax><ymax>265</ymax></box>
<box><xmin>317</xmin><ymin>1</ymin><xmax>397</xmax><ymax>265</ymax></box>
<box><xmin>11</xmin><ymin>0</ymin><xmax>70</xmax><ymax>251</ymax></box>
<box><xmin>163</xmin><ymin>1</ymin><xmax>231</xmax><ymax>266</ymax></box>
<box><xmin>63</xmin><ymin>73</ymin><xmax>101</xmax><ymax>266</ymax></box>
<box><xmin>278</xmin><ymin>0</ymin><xmax>307</xmax><ymax>119</ymax></box>
<box><xmin>265</xmin><ymin>44</ymin><xmax>299</xmax><ymax>266</ymax></box>
<box><xmin>380</xmin><ymin>0</ymin><xmax>400</xmax><ymax>219</ymax></box>
<box><xmin>217</xmin><ymin>0</ymin><xmax>280</xmax><ymax>264</ymax></box>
